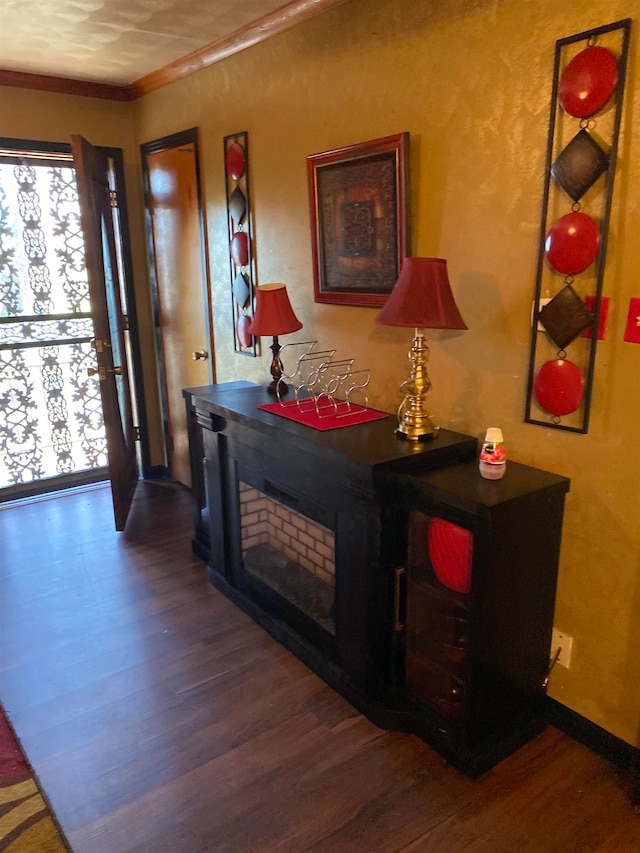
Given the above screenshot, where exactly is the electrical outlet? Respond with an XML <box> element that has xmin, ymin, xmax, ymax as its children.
<box><xmin>551</xmin><ymin>628</ymin><xmax>573</xmax><ymax>669</ymax></box>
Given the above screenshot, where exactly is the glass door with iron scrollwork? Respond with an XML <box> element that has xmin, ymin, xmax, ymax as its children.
<box><xmin>0</xmin><ymin>145</ymin><xmax>108</xmax><ymax>500</ymax></box>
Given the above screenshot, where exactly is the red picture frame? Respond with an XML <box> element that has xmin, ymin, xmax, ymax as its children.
<box><xmin>307</xmin><ymin>133</ymin><xmax>410</xmax><ymax>307</ymax></box>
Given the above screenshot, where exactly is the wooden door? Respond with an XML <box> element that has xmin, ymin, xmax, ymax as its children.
<box><xmin>142</xmin><ymin>129</ymin><xmax>213</xmax><ymax>487</ymax></box>
<box><xmin>71</xmin><ymin>135</ymin><xmax>138</xmax><ymax>531</ymax></box>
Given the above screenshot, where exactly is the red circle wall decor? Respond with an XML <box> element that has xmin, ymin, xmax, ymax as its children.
<box><xmin>558</xmin><ymin>45</ymin><xmax>619</xmax><ymax>118</ymax></box>
<box><xmin>544</xmin><ymin>211</ymin><xmax>601</xmax><ymax>275</ymax></box>
<box><xmin>533</xmin><ymin>358</ymin><xmax>584</xmax><ymax>416</ymax></box>
<box><xmin>230</xmin><ymin>231</ymin><xmax>249</xmax><ymax>267</ymax></box>
<box><xmin>225</xmin><ymin>141</ymin><xmax>246</xmax><ymax>181</ymax></box>
<box><xmin>236</xmin><ymin>314</ymin><xmax>252</xmax><ymax>348</ymax></box>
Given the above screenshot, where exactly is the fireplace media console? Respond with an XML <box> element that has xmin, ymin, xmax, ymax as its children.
<box><xmin>184</xmin><ymin>382</ymin><xmax>570</xmax><ymax>777</ymax></box>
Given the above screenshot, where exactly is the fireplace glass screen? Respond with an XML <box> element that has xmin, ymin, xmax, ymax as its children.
<box><xmin>239</xmin><ymin>482</ymin><xmax>336</xmax><ymax>635</ymax></box>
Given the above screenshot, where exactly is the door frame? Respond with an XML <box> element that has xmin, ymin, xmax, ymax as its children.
<box><xmin>140</xmin><ymin>127</ymin><xmax>214</xmax><ymax>474</ymax></box>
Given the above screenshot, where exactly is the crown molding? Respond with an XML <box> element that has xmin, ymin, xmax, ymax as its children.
<box><xmin>130</xmin><ymin>0</ymin><xmax>348</xmax><ymax>98</ymax></box>
<box><xmin>0</xmin><ymin>69</ymin><xmax>133</xmax><ymax>101</ymax></box>
<box><xmin>0</xmin><ymin>0</ymin><xmax>349</xmax><ymax>102</ymax></box>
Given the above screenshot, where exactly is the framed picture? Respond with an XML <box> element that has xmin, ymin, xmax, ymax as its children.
<box><xmin>307</xmin><ymin>133</ymin><xmax>410</xmax><ymax>306</ymax></box>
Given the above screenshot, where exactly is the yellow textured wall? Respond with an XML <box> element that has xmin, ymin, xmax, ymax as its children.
<box><xmin>134</xmin><ymin>0</ymin><xmax>640</xmax><ymax>745</ymax></box>
<box><xmin>0</xmin><ymin>87</ymin><xmax>165</xmax><ymax>465</ymax></box>
<box><xmin>1</xmin><ymin>0</ymin><xmax>638</xmax><ymax>746</ymax></box>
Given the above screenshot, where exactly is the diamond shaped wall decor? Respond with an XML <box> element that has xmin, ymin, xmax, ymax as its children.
<box><xmin>550</xmin><ymin>129</ymin><xmax>609</xmax><ymax>202</ymax></box>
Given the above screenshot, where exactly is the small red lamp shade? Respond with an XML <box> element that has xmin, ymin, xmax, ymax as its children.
<box><xmin>247</xmin><ymin>284</ymin><xmax>302</xmax><ymax>396</ymax></box>
<box><xmin>247</xmin><ymin>283</ymin><xmax>303</xmax><ymax>337</ymax></box>
<box><xmin>375</xmin><ymin>258</ymin><xmax>468</xmax><ymax>331</ymax></box>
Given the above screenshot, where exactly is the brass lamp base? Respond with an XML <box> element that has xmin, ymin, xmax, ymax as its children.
<box><xmin>395</xmin><ymin>330</ymin><xmax>438</xmax><ymax>441</ymax></box>
<box><xmin>396</xmin><ymin>399</ymin><xmax>438</xmax><ymax>440</ymax></box>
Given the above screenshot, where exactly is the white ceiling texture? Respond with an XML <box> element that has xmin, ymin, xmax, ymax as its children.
<box><xmin>0</xmin><ymin>0</ymin><xmax>347</xmax><ymax>86</ymax></box>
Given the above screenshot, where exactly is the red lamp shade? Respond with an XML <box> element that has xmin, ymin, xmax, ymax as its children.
<box><xmin>375</xmin><ymin>258</ymin><xmax>468</xmax><ymax>330</ymax></box>
<box><xmin>247</xmin><ymin>283</ymin><xmax>303</xmax><ymax>337</ymax></box>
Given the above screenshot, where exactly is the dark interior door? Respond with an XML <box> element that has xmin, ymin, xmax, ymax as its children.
<box><xmin>71</xmin><ymin>134</ymin><xmax>138</xmax><ymax>530</ymax></box>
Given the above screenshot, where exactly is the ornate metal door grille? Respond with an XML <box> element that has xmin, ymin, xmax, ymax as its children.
<box><xmin>0</xmin><ymin>150</ymin><xmax>107</xmax><ymax>497</ymax></box>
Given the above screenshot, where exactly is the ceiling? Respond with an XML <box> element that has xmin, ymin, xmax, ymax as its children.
<box><xmin>0</xmin><ymin>0</ymin><xmax>346</xmax><ymax>88</ymax></box>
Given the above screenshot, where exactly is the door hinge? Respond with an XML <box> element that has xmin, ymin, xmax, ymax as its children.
<box><xmin>121</xmin><ymin>314</ymin><xmax>129</xmax><ymax>330</ymax></box>
<box><xmin>87</xmin><ymin>366</ymin><xmax>106</xmax><ymax>381</ymax></box>
<box><xmin>109</xmin><ymin>189</ymin><xmax>118</xmax><ymax>208</ymax></box>
<box><xmin>134</xmin><ymin>425</ymin><xmax>141</xmax><ymax>442</ymax></box>
<box><xmin>91</xmin><ymin>337</ymin><xmax>112</xmax><ymax>353</ymax></box>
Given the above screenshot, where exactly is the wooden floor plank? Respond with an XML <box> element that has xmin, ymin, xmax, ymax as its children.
<box><xmin>1</xmin><ymin>481</ymin><xmax>638</xmax><ymax>852</ymax></box>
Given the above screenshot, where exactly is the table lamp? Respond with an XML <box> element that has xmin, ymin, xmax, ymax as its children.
<box><xmin>375</xmin><ymin>257</ymin><xmax>467</xmax><ymax>440</ymax></box>
<box><xmin>247</xmin><ymin>283</ymin><xmax>303</xmax><ymax>395</ymax></box>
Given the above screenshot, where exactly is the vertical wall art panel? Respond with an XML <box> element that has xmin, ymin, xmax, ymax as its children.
<box><xmin>525</xmin><ymin>19</ymin><xmax>631</xmax><ymax>433</ymax></box>
<box><xmin>224</xmin><ymin>131</ymin><xmax>257</xmax><ymax>356</ymax></box>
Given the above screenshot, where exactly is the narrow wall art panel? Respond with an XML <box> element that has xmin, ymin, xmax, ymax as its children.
<box><xmin>224</xmin><ymin>131</ymin><xmax>258</xmax><ymax>356</ymax></box>
<box><xmin>525</xmin><ymin>18</ymin><xmax>631</xmax><ymax>433</ymax></box>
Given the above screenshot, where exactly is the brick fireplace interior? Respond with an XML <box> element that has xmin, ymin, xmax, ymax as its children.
<box><xmin>239</xmin><ymin>481</ymin><xmax>336</xmax><ymax>635</ymax></box>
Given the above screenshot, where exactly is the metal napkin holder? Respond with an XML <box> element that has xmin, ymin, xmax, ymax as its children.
<box><xmin>276</xmin><ymin>341</ymin><xmax>371</xmax><ymax>418</ymax></box>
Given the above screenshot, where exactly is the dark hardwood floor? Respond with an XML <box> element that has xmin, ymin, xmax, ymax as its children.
<box><xmin>0</xmin><ymin>481</ymin><xmax>637</xmax><ymax>852</ymax></box>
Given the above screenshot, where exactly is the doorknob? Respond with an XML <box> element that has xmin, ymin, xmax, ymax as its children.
<box><xmin>111</xmin><ymin>366</ymin><xmax>123</xmax><ymax>375</ymax></box>
<box><xmin>192</xmin><ymin>349</ymin><xmax>208</xmax><ymax>361</ymax></box>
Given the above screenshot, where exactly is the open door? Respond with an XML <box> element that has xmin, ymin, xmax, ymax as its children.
<box><xmin>72</xmin><ymin>135</ymin><xmax>138</xmax><ymax>530</ymax></box>
<box><xmin>141</xmin><ymin>128</ymin><xmax>214</xmax><ymax>487</ymax></box>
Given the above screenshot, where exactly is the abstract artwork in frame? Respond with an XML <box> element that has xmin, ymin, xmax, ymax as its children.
<box><xmin>307</xmin><ymin>133</ymin><xmax>410</xmax><ymax>307</ymax></box>
<box><xmin>224</xmin><ymin>131</ymin><xmax>257</xmax><ymax>356</ymax></box>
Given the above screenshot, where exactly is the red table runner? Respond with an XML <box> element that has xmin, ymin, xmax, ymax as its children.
<box><xmin>258</xmin><ymin>399</ymin><xmax>388</xmax><ymax>431</ymax></box>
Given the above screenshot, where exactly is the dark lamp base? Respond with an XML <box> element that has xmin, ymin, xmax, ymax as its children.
<box><xmin>267</xmin><ymin>379</ymin><xmax>290</xmax><ymax>396</ymax></box>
